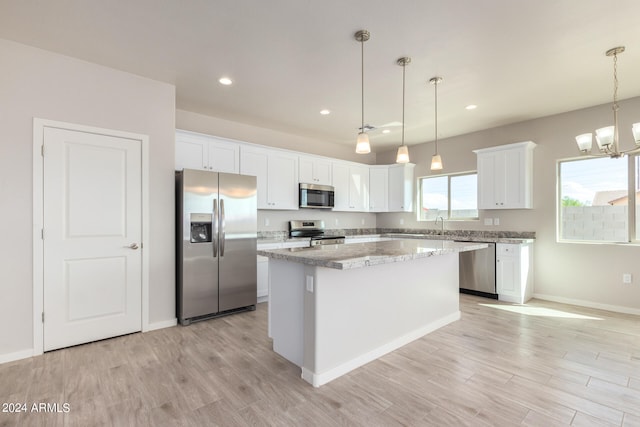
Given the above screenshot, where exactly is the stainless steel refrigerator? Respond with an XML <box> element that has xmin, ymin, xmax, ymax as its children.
<box><xmin>176</xmin><ymin>168</ymin><xmax>257</xmax><ymax>325</ymax></box>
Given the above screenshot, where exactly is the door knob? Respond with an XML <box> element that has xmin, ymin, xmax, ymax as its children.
<box><xmin>126</xmin><ymin>243</ymin><xmax>139</xmax><ymax>250</ymax></box>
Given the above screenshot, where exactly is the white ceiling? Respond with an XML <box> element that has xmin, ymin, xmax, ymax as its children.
<box><xmin>2</xmin><ymin>0</ymin><xmax>640</xmax><ymax>152</ymax></box>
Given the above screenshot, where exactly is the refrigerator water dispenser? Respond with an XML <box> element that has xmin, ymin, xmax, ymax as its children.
<box><xmin>190</xmin><ymin>213</ymin><xmax>212</xmax><ymax>243</ymax></box>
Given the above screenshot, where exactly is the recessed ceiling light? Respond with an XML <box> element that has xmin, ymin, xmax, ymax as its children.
<box><xmin>465</xmin><ymin>104</ymin><xmax>477</xmax><ymax>110</ymax></box>
<box><xmin>320</xmin><ymin>109</ymin><xmax>331</xmax><ymax>115</ymax></box>
<box><xmin>382</xmin><ymin>129</ymin><xmax>391</xmax><ymax>134</ymax></box>
<box><xmin>219</xmin><ymin>77</ymin><xmax>233</xmax><ymax>86</ymax></box>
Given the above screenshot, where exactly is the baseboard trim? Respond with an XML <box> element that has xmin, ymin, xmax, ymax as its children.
<box><xmin>0</xmin><ymin>349</ymin><xmax>34</xmax><ymax>365</ymax></box>
<box><xmin>147</xmin><ymin>318</ymin><xmax>178</xmax><ymax>331</ymax></box>
<box><xmin>301</xmin><ymin>311</ymin><xmax>461</xmax><ymax>387</ymax></box>
<box><xmin>533</xmin><ymin>293</ymin><xmax>640</xmax><ymax>316</ymax></box>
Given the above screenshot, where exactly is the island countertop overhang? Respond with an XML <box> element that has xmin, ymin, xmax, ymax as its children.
<box><xmin>257</xmin><ymin>239</ymin><xmax>488</xmax><ymax>270</ymax></box>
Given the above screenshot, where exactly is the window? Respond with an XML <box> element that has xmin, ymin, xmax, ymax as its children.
<box><xmin>558</xmin><ymin>156</ymin><xmax>638</xmax><ymax>243</ymax></box>
<box><xmin>419</xmin><ymin>172</ymin><xmax>478</xmax><ymax>221</ymax></box>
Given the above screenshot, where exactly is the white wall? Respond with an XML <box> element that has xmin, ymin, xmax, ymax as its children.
<box><xmin>377</xmin><ymin>97</ymin><xmax>640</xmax><ymax>313</ymax></box>
<box><xmin>0</xmin><ymin>39</ymin><xmax>177</xmax><ymax>359</ymax></box>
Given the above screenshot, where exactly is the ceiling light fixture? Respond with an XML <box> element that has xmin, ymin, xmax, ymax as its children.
<box><xmin>430</xmin><ymin>76</ymin><xmax>444</xmax><ymax>171</ymax></box>
<box><xmin>320</xmin><ymin>109</ymin><xmax>331</xmax><ymax>115</ymax></box>
<box><xmin>355</xmin><ymin>30</ymin><xmax>371</xmax><ymax>154</ymax></box>
<box><xmin>575</xmin><ymin>46</ymin><xmax>640</xmax><ymax>158</ymax></box>
<box><xmin>396</xmin><ymin>57</ymin><xmax>411</xmax><ymax>163</ymax></box>
<box><xmin>465</xmin><ymin>104</ymin><xmax>477</xmax><ymax>110</ymax></box>
<box><xmin>218</xmin><ymin>77</ymin><xmax>233</xmax><ymax>86</ymax></box>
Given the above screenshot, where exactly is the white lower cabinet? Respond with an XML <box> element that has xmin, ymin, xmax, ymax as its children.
<box><xmin>257</xmin><ymin>240</ymin><xmax>309</xmax><ymax>303</ymax></box>
<box><xmin>257</xmin><ymin>255</ymin><xmax>269</xmax><ymax>303</ymax></box>
<box><xmin>496</xmin><ymin>242</ymin><xmax>533</xmax><ymax>304</ymax></box>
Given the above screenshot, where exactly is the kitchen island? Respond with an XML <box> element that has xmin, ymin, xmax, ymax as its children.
<box><xmin>258</xmin><ymin>239</ymin><xmax>487</xmax><ymax>387</ymax></box>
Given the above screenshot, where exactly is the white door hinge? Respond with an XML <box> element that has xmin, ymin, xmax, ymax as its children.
<box><xmin>42</xmin><ymin>312</ymin><xmax>44</xmax><ymax>323</ymax></box>
<box><xmin>41</xmin><ymin>229</ymin><xmax>44</xmax><ymax>239</ymax></box>
<box><xmin>41</xmin><ymin>145</ymin><xmax>44</xmax><ymax>156</ymax></box>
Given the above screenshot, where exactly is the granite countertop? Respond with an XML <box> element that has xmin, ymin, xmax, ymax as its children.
<box><xmin>381</xmin><ymin>233</ymin><xmax>535</xmax><ymax>244</ymax></box>
<box><xmin>257</xmin><ymin>239</ymin><xmax>488</xmax><ymax>270</ymax></box>
<box><xmin>257</xmin><ymin>229</ymin><xmax>535</xmax><ymax>245</ymax></box>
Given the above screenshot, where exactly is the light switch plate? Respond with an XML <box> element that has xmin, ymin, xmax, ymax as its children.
<box><xmin>306</xmin><ymin>275</ymin><xmax>314</xmax><ymax>292</ymax></box>
<box><xmin>494</xmin><ymin>218</ymin><xmax>500</xmax><ymax>226</ymax></box>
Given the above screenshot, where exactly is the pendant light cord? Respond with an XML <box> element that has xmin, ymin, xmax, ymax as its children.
<box><xmin>361</xmin><ymin>37</ymin><xmax>365</xmax><ymax>132</ymax></box>
<box><xmin>434</xmin><ymin>79</ymin><xmax>438</xmax><ymax>155</ymax></box>
<box><xmin>612</xmin><ymin>51</ymin><xmax>619</xmax><ymax>151</ymax></box>
<box><xmin>401</xmin><ymin>62</ymin><xmax>406</xmax><ymax>146</ymax></box>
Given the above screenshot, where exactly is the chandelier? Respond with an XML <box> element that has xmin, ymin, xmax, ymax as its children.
<box><xmin>575</xmin><ymin>46</ymin><xmax>640</xmax><ymax>158</ymax></box>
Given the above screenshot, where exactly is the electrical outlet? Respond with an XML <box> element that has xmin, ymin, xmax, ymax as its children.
<box><xmin>335</xmin><ymin>218</ymin><xmax>339</xmax><ymax>226</ymax></box>
<box><xmin>484</xmin><ymin>218</ymin><xmax>493</xmax><ymax>226</ymax></box>
<box><xmin>264</xmin><ymin>217</ymin><xmax>270</xmax><ymax>227</ymax></box>
<box><xmin>623</xmin><ymin>273</ymin><xmax>632</xmax><ymax>284</ymax></box>
<box><xmin>494</xmin><ymin>217</ymin><xmax>500</xmax><ymax>226</ymax></box>
<box><xmin>361</xmin><ymin>218</ymin><xmax>365</xmax><ymax>225</ymax></box>
<box><xmin>400</xmin><ymin>218</ymin><xmax>404</xmax><ymax>225</ymax></box>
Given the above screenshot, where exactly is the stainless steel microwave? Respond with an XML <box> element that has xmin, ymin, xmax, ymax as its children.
<box><xmin>299</xmin><ymin>183</ymin><xmax>334</xmax><ymax>209</ymax></box>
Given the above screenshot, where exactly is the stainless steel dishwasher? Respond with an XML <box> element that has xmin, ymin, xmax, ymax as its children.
<box><xmin>456</xmin><ymin>241</ymin><xmax>497</xmax><ymax>299</ymax></box>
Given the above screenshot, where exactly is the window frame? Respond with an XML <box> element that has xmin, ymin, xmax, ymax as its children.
<box><xmin>556</xmin><ymin>154</ymin><xmax>638</xmax><ymax>244</ymax></box>
<box><xmin>417</xmin><ymin>170</ymin><xmax>479</xmax><ymax>222</ymax></box>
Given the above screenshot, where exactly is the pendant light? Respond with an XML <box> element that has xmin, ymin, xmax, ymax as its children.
<box><xmin>355</xmin><ymin>30</ymin><xmax>371</xmax><ymax>154</ymax></box>
<box><xmin>396</xmin><ymin>57</ymin><xmax>411</xmax><ymax>163</ymax></box>
<box><xmin>430</xmin><ymin>76</ymin><xmax>444</xmax><ymax>171</ymax></box>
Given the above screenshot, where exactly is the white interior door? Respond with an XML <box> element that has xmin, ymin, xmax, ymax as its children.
<box><xmin>43</xmin><ymin>127</ymin><xmax>142</xmax><ymax>351</ymax></box>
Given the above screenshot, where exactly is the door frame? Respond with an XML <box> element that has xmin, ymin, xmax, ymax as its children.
<box><xmin>32</xmin><ymin>118</ymin><xmax>150</xmax><ymax>356</ymax></box>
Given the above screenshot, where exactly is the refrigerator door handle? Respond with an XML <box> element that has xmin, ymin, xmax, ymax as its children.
<box><xmin>220</xmin><ymin>198</ymin><xmax>226</xmax><ymax>256</ymax></box>
<box><xmin>213</xmin><ymin>199</ymin><xmax>218</xmax><ymax>258</ymax></box>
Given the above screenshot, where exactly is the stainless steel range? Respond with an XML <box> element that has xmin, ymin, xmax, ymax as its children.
<box><xmin>289</xmin><ymin>220</ymin><xmax>345</xmax><ymax>246</ymax></box>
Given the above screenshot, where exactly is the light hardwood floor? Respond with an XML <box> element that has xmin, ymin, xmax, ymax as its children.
<box><xmin>1</xmin><ymin>294</ymin><xmax>639</xmax><ymax>426</ymax></box>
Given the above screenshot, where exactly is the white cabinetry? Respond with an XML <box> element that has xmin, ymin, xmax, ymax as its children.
<box><xmin>257</xmin><ymin>255</ymin><xmax>269</xmax><ymax>302</ymax></box>
<box><xmin>257</xmin><ymin>240</ymin><xmax>310</xmax><ymax>305</ymax></box>
<box><xmin>388</xmin><ymin>163</ymin><xmax>415</xmax><ymax>212</ymax></box>
<box><xmin>368</xmin><ymin>166</ymin><xmax>388</xmax><ymax>212</ymax></box>
<box><xmin>299</xmin><ymin>155</ymin><xmax>332</xmax><ymax>185</ymax></box>
<box><xmin>175</xmin><ymin>130</ymin><xmax>240</xmax><ymax>173</ymax></box>
<box><xmin>474</xmin><ymin>141</ymin><xmax>535</xmax><ymax>209</ymax></box>
<box><xmin>496</xmin><ymin>242</ymin><xmax>533</xmax><ymax>304</ymax></box>
<box><xmin>240</xmin><ymin>146</ymin><xmax>299</xmax><ymax>210</ymax></box>
<box><xmin>332</xmin><ymin>162</ymin><xmax>369</xmax><ymax>212</ymax></box>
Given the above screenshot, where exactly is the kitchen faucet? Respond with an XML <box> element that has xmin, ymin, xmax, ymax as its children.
<box><xmin>435</xmin><ymin>216</ymin><xmax>445</xmax><ymax>235</ymax></box>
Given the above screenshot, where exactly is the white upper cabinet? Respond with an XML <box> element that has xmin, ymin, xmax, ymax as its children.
<box><xmin>474</xmin><ymin>141</ymin><xmax>536</xmax><ymax>209</ymax></box>
<box><xmin>240</xmin><ymin>146</ymin><xmax>299</xmax><ymax>210</ymax></box>
<box><xmin>388</xmin><ymin>163</ymin><xmax>415</xmax><ymax>212</ymax></box>
<box><xmin>175</xmin><ymin>130</ymin><xmax>240</xmax><ymax>173</ymax></box>
<box><xmin>368</xmin><ymin>166</ymin><xmax>388</xmax><ymax>212</ymax></box>
<box><xmin>332</xmin><ymin>161</ymin><xmax>369</xmax><ymax>212</ymax></box>
<box><xmin>299</xmin><ymin>155</ymin><xmax>332</xmax><ymax>186</ymax></box>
